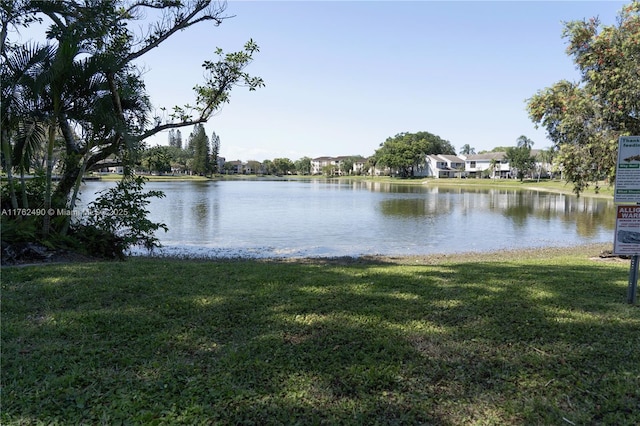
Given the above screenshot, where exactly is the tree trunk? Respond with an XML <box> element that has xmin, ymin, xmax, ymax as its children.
<box><xmin>20</xmin><ymin>168</ymin><xmax>28</xmax><ymax>209</ymax></box>
<box><xmin>42</xmin><ymin>125</ymin><xmax>55</xmax><ymax>236</ymax></box>
<box><xmin>60</xmin><ymin>149</ymin><xmax>91</xmax><ymax>236</ymax></box>
<box><xmin>1</xmin><ymin>131</ymin><xmax>19</xmax><ymax>209</ymax></box>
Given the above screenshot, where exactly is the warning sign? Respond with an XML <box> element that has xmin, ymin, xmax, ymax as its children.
<box><xmin>614</xmin><ymin>205</ymin><xmax>640</xmax><ymax>255</ymax></box>
<box><xmin>614</xmin><ymin>136</ymin><xmax>640</xmax><ymax>203</ymax></box>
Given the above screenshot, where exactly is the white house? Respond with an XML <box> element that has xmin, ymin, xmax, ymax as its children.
<box><xmin>415</xmin><ymin>154</ymin><xmax>466</xmax><ymax>178</ymax></box>
<box><xmin>463</xmin><ymin>152</ymin><xmax>511</xmax><ymax>178</ymax></box>
<box><xmin>429</xmin><ymin>154</ymin><xmax>465</xmax><ymax>178</ymax></box>
<box><xmin>463</xmin><ymin>150</ymin><xmax>548</xmax><ymax>179</ymax></box>
<box><xmin>311</xmin><ymin>156</ymin><xmax>367</xmax><ymax>175</ymax></box>
<box><xmin>311</xmin><ymin>156</ymin><xmax>337</xmax><ymax>175</ymax></box>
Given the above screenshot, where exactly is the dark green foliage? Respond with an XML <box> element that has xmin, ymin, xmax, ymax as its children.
<box><xmin>210</xmin><ymin>131</ymin><xmax>220</xmax><ymax>174</ymax></box>
<box><xmin>68</xmin><ymin>224</ymin><xmax>126</xmax><ymax>260</ymax></box>
<box><xmin>528</xmin><ymin>1</ymin><xmax>640</xmax><ymax>195</ymax></box>
<box><xmin>81</xmin><ymin>176</ymin><xmax>167</xmax><ymax>253</ymax></box>
<box><xmin>187</xmin><ymin>124</ymin><xmax>211</xmax><ymax>176</ymax></box>
<box><xmin>1</xmin><ymin>172</ymin><xmax>54</xmax><ymax>244</ymax></box>
<box><xmin>505</xmin><ymin>146</ymin><xmax>536</xmax><ymax>181</ymax></box>
<box><xmin>295</xmin><ymin>156</ymin><xmax>311</xmax><ymax>175</ymax></box>
<box><xmin>1</xmin><ymin>0</ymin><xmax>262</xmax><ymax>255</ymax></box>
<box><xmin>374</xmin><ymin>131</ymin><xmax>456</xmax><ymax>177</ymax></box>
<box><xmin>272</xmin><ymin>157</ymin><xmax>294</xmax><ymax>175</ymax></box>
<box><xmin>140</xmin><ymin>145</ymin><xmax>172</xmax><ymax>174</ymax></box>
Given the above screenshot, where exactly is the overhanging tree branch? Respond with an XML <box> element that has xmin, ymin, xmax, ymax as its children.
<box><xmin>124</xmin><ymin>0</ymin><xmax>230</xmax><ymax>64</ymax></box>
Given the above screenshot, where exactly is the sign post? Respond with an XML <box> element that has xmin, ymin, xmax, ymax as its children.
<box><xmin>613</xmin><ymin>136</ymin><xmax>640</xmax><ymax>304</ymax></box>
<box><xmin>629</xmin><ymin>256</ymin><xmax>639</xmax><ymax>304</ymax></box>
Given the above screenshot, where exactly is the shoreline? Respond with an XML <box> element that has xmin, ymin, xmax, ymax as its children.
<box><xmin>91</xmin><ymin>174</ymin><xmax>615</xmax><ymax>199</ymax></box>
<box><xmin>0</xmin><ymin>242</ymin><xmax>618</xmax><ymax>268</ymax></box>
<box><xmin>129</xmin><ymin>242</ymin><xmax>618</xmax><ymax>266</ymax></box>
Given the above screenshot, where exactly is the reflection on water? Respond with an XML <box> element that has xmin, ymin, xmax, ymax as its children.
<box><xmin>80</xmin><ymin>179</ymin><xmax>615</xmax><ymax>258</ymax></box>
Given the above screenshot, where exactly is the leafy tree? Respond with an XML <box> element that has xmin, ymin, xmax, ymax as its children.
<box><xmin>516</xmin><ymin>135</ymin><xmax>534</xmax><ymax>149</ymax></box>
<box><xmin>322</xmin><ymin>164</ymin><xmax>338</xmax><ymax>177</ymax></box>
<box><xmin>536</xmin><ymin>148</ymin><xmax>556</xmax><ymax>180</ymax></box>
<box><xmin>273</xmin><ymin>157</ymin><xmax>294</xmax><ymax>175</ymax></box>
<box><xmin>460</xmin><ymin>144</ymin><xmax>476</xmax><ymax>155</ymax></box>
<box><xmin>262</xmin><ymin>159</ymin><xmax>275</xmax><ymax>175</ymax></box>
<box><xmin>478</xmin><ymin>147</ymin><xmax>512</xmax><ymax>154</ymax></box>
<box><xmin>222</xmin><ymin>161</ymin><xmax>237</xmax><ymax>174</ymax></box>
<box><xmin>246</xmin><ymin>160</ymin><xmax>261</xmax><ymax>174</ymax></box>
<box><xmin>168</xmin><ymin>129</ymin><xmax>183</xmax><ymax>149</ymax></box>
<box><xmin>188</xmin><ymin>124</ymin><xmax>210</xmax><ymax>176</ymax></box>
<box><xmin>340</xmin><ymin>157</ymin><xmax>355</xmax><ymax>176</ymax></box>
<box><xmin>175</xmin><ymin>130</ymin><xmax>182</xmax><ymax>150</ymax></box>
<box><xmin>373</xmin><ymin>131</ymin><xmax>455</xmax><ymax>177</ymax></box>
<box><xmin>1</xmin><ymin>0</ymin><xmax>262</xmax><ymax>253</ymax></box>
<box><xmin>295</xmin><ymin>156</ymin><xmax>311</xmax><ymax>175</ymax></box>
<box><xmin>528</xmin><ymin>1</ymin><xmax>639</xmax><ymax>195</ymax></box>
<box><xmin>165</xmin><ymin>145</ymin><xmax>189</xmax><ymax>174</ymax></box>
<box><xmin>80</xmin><ymin>176</ymin><xmax>168</xmax><ymax>258</ymax></box>
<box><xmin>210</xmin><ymin>131</ymin><xmax>220</xmax><ymax>174</ymax></box>
<box><xmin>505</xmin><ymin>137</ymin><xmax>536</xmax><ymax>181</ymax></box>
<box><xmin>142</xmin><ymin>145</ymin><xmax>172</xmax><ymax>174</ymax></box>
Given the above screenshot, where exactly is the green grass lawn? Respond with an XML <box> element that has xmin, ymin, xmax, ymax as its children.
<box><xmin>2</xmin><ymin>244</ymin><xmax>638</xmax><ymax>425</ymax></box>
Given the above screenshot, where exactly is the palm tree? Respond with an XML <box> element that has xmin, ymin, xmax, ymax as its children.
<box><xmin>3</xmin><ymin>0</ymin><xmax>263</xmax><ymax>250</ymax></box>
<box><xmin>1</xmin><ymin>41</ymin><xmax>54</xmax><ymax>210</ymax></box>
<box><xmin>516</xmin><ymin>135</ymin><xmax>534</xmax><ymax>149</ymax></box>
<box><xmin>536</xmin><ymin>148</ymin><xmax>555</xmax><ymax>182</ymax></box>
<box><xmin>460</xmin><ymin>144</ymin><xmax>476</xmax><ymax>156</ymax></box>
<box><xmin>488</xmin><ymin>158</ymin><xmax>498</xmax><ymax>179</ymax></box>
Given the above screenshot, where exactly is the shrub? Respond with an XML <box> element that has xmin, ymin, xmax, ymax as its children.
<box><xmin>80</xmin><ymin>175</ymin><xmax>167</xmax><ymax>257</ymax></box>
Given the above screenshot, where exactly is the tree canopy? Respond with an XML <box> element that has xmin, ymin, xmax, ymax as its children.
<box><xmin>373</xmin><ymin>131</ymin><xmax>455</xmax><ymax>177</ymax></box>
<box><xmin>459</xmin><ymin>144</ymin><xmax>476</xmax><ymax>155</ymax></box>
<box><xmin>188</xmin><ymin>124</ymin><xmax>211</xmax><ymax>176</ymax></box>
<box><xmin>527</xmin><ymin>1</ymin><xmax>640</xmax><ymax>195</ymax></box>
<box><xmin>1</xmin><ymin>0</ymin><xmax>262</xmax><ymax>256</ymax></box>
<box><xmin>2</xmin><ymin>0</ymin><xmax>262</xmax><ymax>200</ymax></box>
<box><xmin>505</xmin><ymin>136</ymin><xmax>536</xmax><ymax>181</ymax></box>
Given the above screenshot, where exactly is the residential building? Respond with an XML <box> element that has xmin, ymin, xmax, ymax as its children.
<box><xmin>462</xmin><ymin>149</ymin><xmax>547</xmax><ymax>179</ymax></box>
<box><xmin>463</xmin><ymin>152</ymin><xmax>511</xmax><ymax>178</ymax></box>
<box><xmin>311</xmin><ymin>156</ymin><xmax>367</xmax><ymax>175</ymax></box>
<box><xmin>310</xmin><ymin>157</ymin><xmax>335</xmax><ymax>175</ymax></box>
<box><xmin>224</xmin><ymin>160</ymin><xmax>245</xmax><ymax>174</ymax></box>
<box><xmin>421</xmin><ymin>154</ymin><xmax>466</xmax><ymax>178</ymax></box>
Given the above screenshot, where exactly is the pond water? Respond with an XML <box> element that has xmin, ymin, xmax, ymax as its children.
<box><xmin>80</xmin><ymin>179</ymin><xmax>616</xmax><ymax>258</ymax></box>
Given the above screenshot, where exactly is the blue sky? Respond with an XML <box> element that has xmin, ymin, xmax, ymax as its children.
<box><xmin>18</xmin><ymin>1</ymin><xmax>629</xmax><ymax>161</ymax></box>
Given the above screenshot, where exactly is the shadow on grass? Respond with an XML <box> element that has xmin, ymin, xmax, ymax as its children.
<box><xmin>2</xmin><ymin>257</ymin><xmax>639</xmax><ymax>425</ymax></box>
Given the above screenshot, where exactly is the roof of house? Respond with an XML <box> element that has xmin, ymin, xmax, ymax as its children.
<box><xmin>464</xmin><ymin>152</ymin><xmax>507</xmax><ymax>161</ymax></box>
<box><xmin>438</xmin><ymin>154</ymin><xmax>464</xmax><ymax>163</ymax></box>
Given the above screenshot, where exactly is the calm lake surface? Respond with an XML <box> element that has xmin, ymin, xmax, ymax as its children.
<box><xmin>81</xmin><ymin>179</ymin><xmax>616</xmax><ymax>258</ymax></box>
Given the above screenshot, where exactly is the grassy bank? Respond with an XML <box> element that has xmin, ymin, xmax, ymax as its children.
<box><xmin>2</xmin><ymin>244</ymin><xmax>638</xmax><ymax>425</ymax></box>
<box><xmin>97</xmin><ymin>173</ymin><xmax>211</xmax><ymax>182</ymax></box>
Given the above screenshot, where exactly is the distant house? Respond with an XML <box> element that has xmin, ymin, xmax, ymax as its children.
<box><xmin>94</xmin><ymin>155</ymin><xmax>123</xmax><ymax>174</ymax></box>
<box><xmin>353</xmin><ymin>157</ymin><xmax>371</xmax><ymax>175</ymax></box>
<box><xmin>216</xmin><ymin>157</ymin><xmax>226</xmax><ymax>173</ymax></box>
<box><xmin>421</xmin><ymin>154</ymin><xmax>466</xmax><ymax>178</ymax></box>
<box><xmin>463</xmin><ymin>150</ymin><xmax>546</xmax><ymax>179</ymax></box>
<box><xmin>310</xmin><ymin>157</ymin><xmax>336</xmax><ymax>175</ymax></box>
<box><xmin>463</xmin><ymin>152</ymin><xmax>511</xmax><ymax>178</ymax></box>
<box><xmin>311</xmin><ymin>156</ymin><xmax>366</xmax><ymax>176</ymax></box>
<box><xmin>224</xmin><ymin>160</ymin><xmax>245</xmax><ymax>174</ymax></box>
